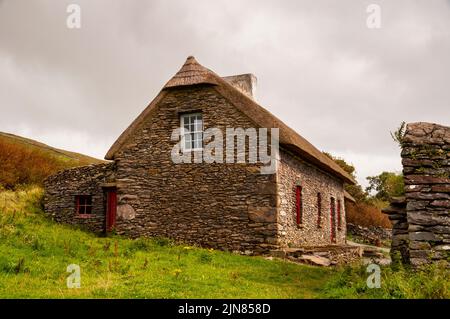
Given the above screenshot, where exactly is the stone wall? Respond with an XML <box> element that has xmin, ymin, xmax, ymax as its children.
<box><xmin>43</xmin><ymin>84</ymin><xmax>348</xmax><ymax>254</ymax></box>
<box><xmin>382</xmin><ymin>197</ymin><xmax>409</xmax><ymax>264</ymax></box>
<box><xmin>113</xmin><ymin>85</ymin><xmax>279</xmax><ymax>254</ymax></box>
<box><xmin>277</xmin><ymin>150</ymin><xmax>346</xmax><ymax>247</ymax></box>
<box><xmin>346</xmin><ymin>222</ymin><xmax>392</xmax><ymax>246</ymax></box>
<box><xmin>43</xmin><ymin>162</ymin><xmax>115</xmax><ymax>233</ymax></box>
<box><xmin>401</xmin><ymin>122</ymin><xmax>450</xmax><ymax>266</ymax></box>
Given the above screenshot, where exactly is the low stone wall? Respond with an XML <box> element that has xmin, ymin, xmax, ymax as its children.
<box><xmin>43</xmin><ymin>162</ymin><xmax>116</xmax><ymax>233</ymax></box>
<box><xmin>346</xmin><ymin>223</ymin><xmax>391</xmax><ymax>246</ymax></box>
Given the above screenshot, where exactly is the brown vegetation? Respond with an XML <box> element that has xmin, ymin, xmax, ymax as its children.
<box><xmin>345</xmin><ymin>201</ymin><xmax>392</xmax><ymax>229</ymax></box>
<box><xmin>0</xmin><ymin>139</ymin><xmax>66</xmax><ymax>188</ymax></box>
<box><xmin>0</xmin><ymin>134</ymin><xmax>102</xmax><ymax>189</ymax></box>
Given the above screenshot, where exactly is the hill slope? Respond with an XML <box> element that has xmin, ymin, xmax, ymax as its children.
<box><xmin>0</xmin><ymin>187</ymin><xmax>447</xmax><ymax>298</ymax></box>
<box><xmin>0</xmin><ymin>132</ymin><xmax>104</xmax><ymax>188</ymax></box>
<box><xmin>0</xmin><ymin>187</ymin><xmax>332</xmax><ymax>298</ymax></box>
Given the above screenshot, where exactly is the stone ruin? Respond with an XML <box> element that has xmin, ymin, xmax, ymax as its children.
<box><xmin>383</xmin><ymin>122</ymin><xmax>450</xmax><ymax>267</ymax></box>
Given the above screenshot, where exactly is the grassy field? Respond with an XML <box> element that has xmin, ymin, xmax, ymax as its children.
<box><xmin>0</xmin><ymin>187</ymin><xmax>448</xmax><ymax>299</ymax></box>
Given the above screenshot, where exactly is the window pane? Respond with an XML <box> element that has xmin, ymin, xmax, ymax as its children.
<box><xmin>193</xmin><ymin>132</ymin><xmax>202</xmax><ymax>141</ymax></box>
<box><xmin>195</xmin><ymin>115</ymin><xmax>202</xmax><ymax>128</ymax></box>
<box><xmin>76</xmin><ymin>195</ymin><xmax>93</xmax><ymax>215</ymax></box>
<box><xmin>184</xmin><ymin>134</ymin><xmax>192</xmax><ymax>150</ymax></box>
<box><xmin>194</xmin><ymin>133</ymin><xmax>202</xmax><ymax>149</ymax></box>
<box><xmin>180</xmin><ymin>113</ymin><xmax>202</xmax><ymax>150</ymax></box>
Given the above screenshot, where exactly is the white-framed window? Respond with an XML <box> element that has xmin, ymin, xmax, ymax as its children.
<box><xmin>180</xmin><ymin>112</ymin><xmax>203</xmax><ymax>151</ymax></box>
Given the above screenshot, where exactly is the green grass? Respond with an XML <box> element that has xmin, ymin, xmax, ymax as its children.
<box><xmin>0</xmin><ymin>187</ymin><xmax>332</xmax><ymax>298</ymax></box>
<box><xmin>0</xmin><ymin>186</ymin><xmax>448</xmax><ymax>299</ymax></box>
<box><xmin>323</xmin><ymin>261</ymin><xmax>449</xmax><ymax>299</ymax></box>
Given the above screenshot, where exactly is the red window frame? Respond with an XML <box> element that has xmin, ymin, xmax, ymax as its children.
<box><xmin>330</xmin><ymin>197</ymin><xmax>336</xmax><ymax>243</ymax></box>
<box><xmin>295</xmin><ymin>185</ymin><xmax>302</xmax><ymax>225</ymax></box>
<box><xmin>317</xmin><ymin>192</ymin><xmax>322</xmax><ymax>227</ymax></box>
<box><xmin>75</xmin><ymin>195</ymin><xmax>93</xmax><ymax>215</ymax></box>
<box><xmin>337</xmin><ymin>199</ymin><xmax>342</xmax><ymax>230</ymax></box>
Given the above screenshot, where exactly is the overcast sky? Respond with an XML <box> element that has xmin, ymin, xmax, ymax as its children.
<box><xmin>1</xmin><ymin>0</ymin><xmax>449</xmax><ymax>187</ymax></box>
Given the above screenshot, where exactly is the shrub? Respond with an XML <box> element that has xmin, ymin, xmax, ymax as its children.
<box><xmin>346</xmin><ymin>201</ymin><xmax>392</xmax><ymax>229</ymax></box>
<box><xmin>324</xmin><ymin>262</ymin><xmax>450</xmax><ymax>299</ymax></box>
<box><xmin>0</xmin><ymin>138</ymin><xmax>96</xmax><ymax>189</ymax></box>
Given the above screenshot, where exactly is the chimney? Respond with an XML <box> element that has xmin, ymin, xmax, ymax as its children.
<box><xmin>222</xmin><ymin>73</ymin><xmax>257</xmax><ymax>101</ymax></box>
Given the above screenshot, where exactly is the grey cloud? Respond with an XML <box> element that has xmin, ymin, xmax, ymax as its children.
<box><xmin>0</xmin><ymin>0</ymin><xmax>449</xmax><ymax>186</ymax></box>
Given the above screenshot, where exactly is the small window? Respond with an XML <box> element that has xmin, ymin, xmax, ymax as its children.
<box><xmin>75</xmin><ymin>195</ymin><xmax>92</xmax><ymax>215</ymax></box>
<box><xmin>295</xmin><ymin>185</ymin><xmax>302</xmax><ymax>225</ymax></box>
<box><xmin>337</xmin><ymin>199</ymin><xmax>342</xmax><ymax>230</ymax></box>
<box><xmin>180</xmin><ymin>112</ymin><xmax>203</xmax><ymax>151</ymax></box>
<box><xmin>317</xmin><ymin>192</ymin><xmax>322</xmax><ymax>227</ymax></box>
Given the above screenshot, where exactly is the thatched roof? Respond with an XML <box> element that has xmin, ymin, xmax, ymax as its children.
<box><xmin>105</xmin><ymin>56</ymin><xmax>355</xmax><ymax>185</ymax></box>
<box><xmin>344</xmin><ymin>191</ymin><xmax>356</xmax><ymax>203</ymax></box>
<box><xmin>163</xmin><ymin>56</ymin><xmax>218</xmax><ymax>88</ymax></box>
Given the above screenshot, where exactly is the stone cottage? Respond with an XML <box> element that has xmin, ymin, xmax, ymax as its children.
<box><xmin>44</xmin><ymin>56</ymin><xmax>355</xmax><ymax>254</ymax></box>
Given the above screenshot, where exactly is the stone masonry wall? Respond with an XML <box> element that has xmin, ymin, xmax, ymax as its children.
<box><xmin>277</xmin><ymin>150</ymin><xmax>346</xmax><ymax>247</ymax></box>
<box><xmin>382</xmin><ymin>197</ymin><xmax>409</xmax><ymax>264</ymax></box>
<box><xmin>113</xmin><ymin>85</ymin><xmax>279</xmax><ymax>254</ymax></box>
<box><xmin>43</xmin><ymin>162</ymin><xmax>116</xmax><ymax>233</ymax></box>
<box><xmin>43</xmin><ymin>84</ymin><xmax>348</xmax><ymax>254</ymax></box>
<box><xmin>402</xmin><ymin>122</ymin><xmax>450</xmax><ymax>266</ymax></box>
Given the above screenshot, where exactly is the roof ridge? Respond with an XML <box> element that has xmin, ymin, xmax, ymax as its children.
<box><xmin>105</xmin><ymin>56</ymin><xmax>355</xmax><ymax>184</ymax></box>
<box><xmin>163</xmin><ymin>56</ymin><xmax>219</xmax><ymax>89</ymax></box>
<box><xmin>211</xmin><ymin>75</ymin><xmax>355</xmax><ymax>184</ymax></box>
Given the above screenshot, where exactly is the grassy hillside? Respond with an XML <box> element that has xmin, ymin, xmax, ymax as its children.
<box><xmin>0</xmin><ymin>187</ymin><xmax>448</xmax><ymax>299</ymax></box>
<box><xmin>0</xmin><ymin>132</ymin><xmax>104</xmax><ymax>189</ymax></box>
<box><xmin>0</xmin><ymin>187</ymin><xmax>332</xmax><ymax>298</ymax></box>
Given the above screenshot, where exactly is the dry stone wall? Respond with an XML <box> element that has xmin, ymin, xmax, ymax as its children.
<box><xmin>382</xmin><ymin>197</ymin><xmax>409</xmax><ymax>264</ymax></box>
<box><xmin>277</xmin><ymin>150</ymin><xmax>346</xmax><ymax>247</ymax></box>
<box><xmin>43</xmin><ymin>162</ymin><xmax>116</xmax><ymax>233</ymax></box>
<box><xmin>43</xmin><ymin>84</ymin><xmax>348</xmax><ymax>255</ymax></box>
<box><xmin>113</xmin><ymin>85</ymin><xmax>279</xmax><ymax>254</ymax></box>
<box><xmin>387</xmin><ymin>122</ymin><xmax>450</xmax><ymax>266</ymax></box>
<box><xmin>397</xmin><ymin>122</ymin><xmax>450</xmax><ymax>266</ymax></box>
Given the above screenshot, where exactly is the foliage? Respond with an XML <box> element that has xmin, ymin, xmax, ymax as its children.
<box><xmin>323</xmin><ymin>152</ymin><xmax>394</xmax><ymax>228</ymax></box>
<box><xmin>0</xmin><ymin>187</ymin><xmax>333</xmax><ymax>298</ymax></box>
<box><xmin>345</xmin><ymin>201</ymin><xmax>392</xmax><ymax>229</ymax></box>
<box><xmin>323</xmin><ymin>262</ymin><xmax>449</xmax><ymax>299</ymax></box>
<box><xmin>322</xmin><ymin>152</ymin><xmax>368</xmax><ymax>202</ymax></box>
<box><xmin>1</xmin><ymin>187</ymin><xmax>446</xmax><ymax>298</ymax></box>
<box><xmin>390</xmin><ymin>121</ymin><xmax>406</xmax><ymax>148</ymax></box>
<box><xmin>366</xmin><ymin>171</ymin><xmax>405</xmax><ymax>201</ymax></box>
<box><xmin>0</xmin><ymin>136</ymin><xmax>100</xmax><ymax>189</ymax></box>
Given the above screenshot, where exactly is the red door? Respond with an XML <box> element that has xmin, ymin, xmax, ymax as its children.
<box><xmin>330</xmin><ymin>197</ymin><xmax>336</xmax><ymax>243</ymax></box>
<box><xmin>106</xmin><ymin>189</ymin><xmax>117</xmax><ymax>232</ymax></box>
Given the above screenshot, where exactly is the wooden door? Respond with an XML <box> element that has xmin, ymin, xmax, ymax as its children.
<box><xmin>105</xmin><ymin>189</ymin><xmax>117</xmax><ymax>232</ymax></box>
